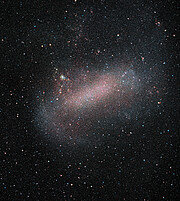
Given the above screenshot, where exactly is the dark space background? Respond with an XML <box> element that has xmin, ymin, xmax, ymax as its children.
<box><xmin>1</xmin><ymin>0</ymin><xmax>179</xmax><ymax>200</ymax></box>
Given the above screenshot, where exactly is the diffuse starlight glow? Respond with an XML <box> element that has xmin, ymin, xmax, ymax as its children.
<box><xmin>65</xmin><ymin>74</ymin><xmax>117</xmax><ymax>109</ymax></box>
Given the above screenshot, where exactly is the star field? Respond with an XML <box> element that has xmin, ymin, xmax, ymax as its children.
<box><xmin>1</xmin><ymin>0</ymin><xmax>179</xmax><ymax>200</ymax></box>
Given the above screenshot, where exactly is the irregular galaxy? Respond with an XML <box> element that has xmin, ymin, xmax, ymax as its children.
<box><xmin>38</xmin><ymin>66</ymin><xmax>140</xmax><ymax>142</ymax></box>
<box><xmin>2</xmin><ymin>0</ymin><xmax>178</xmax><ymax>200</ymax></box>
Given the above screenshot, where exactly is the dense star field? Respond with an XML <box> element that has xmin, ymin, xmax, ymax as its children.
<box><xmin>1</xmin><ymin>0</ymin><xmax>179</xmax><ymax>200</ymax></box>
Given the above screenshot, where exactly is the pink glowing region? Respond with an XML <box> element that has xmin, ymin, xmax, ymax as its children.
<box><xmin>66</xmin><ymin>75</ymin><xmax>117</xmax><ymax>108</ymax></box>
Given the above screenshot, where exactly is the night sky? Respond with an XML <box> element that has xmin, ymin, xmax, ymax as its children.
<box><xmin>1</xmin><ymin>0</ymin><xmax>179</xmax><ymax>200</ymax></box>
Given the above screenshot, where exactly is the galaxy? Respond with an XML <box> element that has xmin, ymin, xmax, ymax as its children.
<box><xmin>38</xmin><ymin>66</ymin><xmax>140</xmax><ymax>143</ymax></box>
<box><xmin>1</xmin><ymin>0</ymin><xmax>179</xmax><ymax>200</ymax></box>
